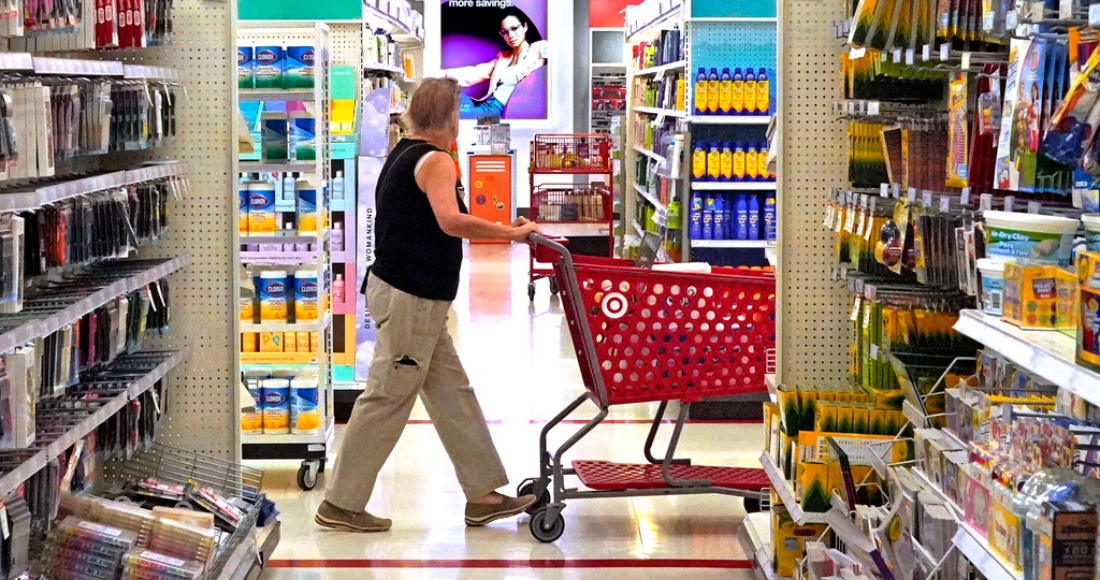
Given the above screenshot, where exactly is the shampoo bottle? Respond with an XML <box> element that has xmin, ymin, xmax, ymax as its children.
<box><xmin>735</xmin><ymin>194</ymin><xmax>749</xmax><ymax>240</ymax></box>
<box><xmin>748</xmin><ymin>194</ymin><xmax>760</xmax><ymax>240</ymax></box>
<box><xmin>744</xmin><ymin>68</ymin><xmax>757</xmax><ymax>114</ymax></box>
<box><xmin>731</xmin><ymin>68</ymin><xmax>745</xmax><ymax>115</ymax></box>
<box><xmin>694</xmin><ymin>68</ymin><xmax>708</xmax><ymax>114</ymax></box>
<box><xmin>332</xmin><ymin>170</ymin><xmax>345</xmax><ymax>202</ymax></box>
<box><xmin>333</xmin><ymin>273</ymin><xmax>345</xmax><ymax>303</ymax></box>
<box><xmin>707</xmin><ymin>68</ymin><xmax>720</xmax><ymax>114</ymax></box>
<box><xmin>733</xmin><ymin>142</ymin><xmax>747</xmax><ymax>182</ymax></box>
<box><xmin>282</xmin><ymin>172</ymin><xmax>296</xmax><ymax>204</ymax></box>
<box><xmin>707</xmin><ymin>142</ymin><xmax>721</xmax><ymax>182</ymax></box>
<box><xmin>719</xmin><ymin>67</ymin><xmax>733</xmax><ymax>114</ymax></box>
<box><xmin>692</xmin><ymin>141</ymin><xmax>707</xmax><ymax>182</ymax></box>
<box><xmin>332</xmin><ymin>222</ymin><xmax>345</xmax><ymax>252</ymax></box>
<box><xmin>764</xmin><ymin>193</ymin><xmax>777</xmax><ymax>241</ymax></box>
<box><xmin>756</xmin><ymin>68</ymin><xmax>769</xmax><ymax>115</ymax></box>
<box><xmin>720</xmin><ymin>142</ymin><xmax>734</xmax><ymax>182</ymax></box>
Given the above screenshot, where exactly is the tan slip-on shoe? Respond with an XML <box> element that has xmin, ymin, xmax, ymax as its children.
<box><xmin>465</xmin><ymin>494</ymin><xmax>538</xmax><ymax>527</ymax></box>
<box><xmin>315</xmin><ymin>500</ymin><xmax>392</xmax><ymax>532</ymax></box>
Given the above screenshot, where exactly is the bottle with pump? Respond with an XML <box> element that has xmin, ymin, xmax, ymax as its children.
<box><xmin>332</xmin><ymin>170</ymin><xmax>345</xmax><ymax>203</ymax></box>
<box><xmin>748</xmin><ymin>194</ymin><xmax>760</xmax><ymax>240</ymax></box>
<box><xmin>720</xmin><ymin>142</ymin><xmax>734</xmax><ymax>182</ymax></box>
<box><xmin>694</xmin><ymin>68</ymin><xmax>708</xmax><ymax>114</ymax></box>
<box><xmin>692</xmin><ymin>141</ymin><xmax>707</xmax><ymax>182</ymax></box>
<box><xmin>719</xmin><ymin>68</ymin><xmax>733</xmax><ymax>114</ymax></box>
<box><xmin>735</xmin><ymin>194</ymin><xmax>749</xmax><ymax>240</ymax></box>
<box><xmin>731</xmin><ymin>68</ymin><xmax>745</xmax><ymax>115</ymax></box>
<box><xmin>707</xmin><ymin>68</ymin><xmax>720</xmax><ymax>114</ymax></box>
<box><xmin>744</xmin><ymin>68</ymin><xmax>757</xmax><ymax>114</ymax></box>
<box><xmin>764</xmin><ymin>193</ymin><xmax>776</xmax><ymax>241</ymax></box>
<box><xmin>707</xmin><ymin>142</ymin><xmax>721</xmax><ymax>182</ymax></box>
<box><xmin>756</xmin><ymin>68</ymin><xmax>769</xmax><ymax>115</ymax></box>
<box><xmin>333</xmin><ymin>273</ymin><xmax>345</xmax><ymax>303</ymax></box>
<box><xmin>733</xmin><ymin>142</ymin><xmax>746</xmax><ymax>182</ymax></box>
<box><xmin>746</xmin><ymin>144</ymin><xmax>759</xmax><ymax>181</ymax></box>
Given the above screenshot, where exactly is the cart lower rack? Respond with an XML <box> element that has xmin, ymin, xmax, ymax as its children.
<box><xmin>520</xmin><ymin>234</ymin><xmax>776</xmax><ymax>542</ymax></box>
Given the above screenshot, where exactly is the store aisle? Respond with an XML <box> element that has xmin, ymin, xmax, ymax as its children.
<box><xmin>258</xmin><ymin>244</ymin><xmax>762</xmax><ymax>579</ymax></box>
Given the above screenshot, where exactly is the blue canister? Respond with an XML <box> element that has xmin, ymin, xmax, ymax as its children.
<box><xmin>291</xmin><ymin>377</ymin><xmax>320</xmax><ymax>434</ymax></box>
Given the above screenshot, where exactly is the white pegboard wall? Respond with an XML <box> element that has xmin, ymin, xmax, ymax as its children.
<box><xmin>330</xmin><ymin>23</ymin><xmax>363</xmax><ymax>68</ymax></box>
<box><xmin>777</xmin><ymin>0</ymin><xmax>851</xmax><ymax>386</ymax></box>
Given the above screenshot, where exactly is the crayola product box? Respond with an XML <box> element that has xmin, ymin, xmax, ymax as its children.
<box><xmin>1003</xmin><ymin>261</ymin><xmax>1062</xmax><ymax>329</ymax></box>
<box><xmin>284</xmin><ymin>46</ymin><xmax>315</xmax><ymax>89</ymax></box>
<box><xmin>237</xmin><ymin>46</ymin><xmax>254</xmax><ymax>90</ymax></box>
<box><xmin>772</xmin><ymin>504</ymin><xmax>829</xmax><ymax>577</ymax></box>
<box><xmin>814</xmin><ymin>401</ymin><xmax>837</xmax><ymax>433</ymax></box>
<box><xmin>852</xmin><ymin>406</ymin><xmax>869</xmax><ymax>435</ymax></box>
<box><xmin>1078</xmin><ymin>250</ymin><xmax>1100</xmax><ymax>371</ymax></box>
<box><xmin>260</xmin><ymin>332</ymin><xmax>284</xmax><ymax>353</ymax></box>
<box><xmin>253</xmin><ymin>46</ymin><xmax>284</xmax><ymax>89</ymax></box>
<box><xmin>796</xmin><ymin>460</ymin><xmax>831</xmax><ymax>513</ymax></box>
<box><xmin>989</xmin><ymin>489</ymin><xmax>1023</xmax><ymax>570</ymax></box>
<box><xmin>836</xmin><ymin>405</ymin><xmax>854</xmax><ymax>434</ymax></box>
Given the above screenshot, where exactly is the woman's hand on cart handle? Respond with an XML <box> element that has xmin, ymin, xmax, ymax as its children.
<box><xmin>509</xmin><ymin>217</ymin><xmax>542</xmax><ymax>242</ymax></box>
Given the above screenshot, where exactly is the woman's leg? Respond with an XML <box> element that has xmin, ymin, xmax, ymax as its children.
<box><xmin>417</xmin><ymin>323</ymin><xmax>508</xmax><ymax>502</ymax></box>
<box><xmin>323</xmin><ymin>276</ymin><xmax>451</xmax><ymax>513</ymax></box>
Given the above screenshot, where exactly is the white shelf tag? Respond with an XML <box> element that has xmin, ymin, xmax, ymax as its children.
<box><xmin>961</xmin><ymin>186</ymin><xmax>971</xmax><ymax>205</ymax></box>
<box><xmin>867</xmin><ymin>101</ymin><xmax>881</xmax><ymax>116</ymax></box>
<box><xmin>961</xmin><ymin>52</ymin><xmax>972</xmax><ymax>69</ymax></box>
<box><xmin>940</xmin><ymin>43</ymin><xmax>950</xmax><ymax>62</ymax></box>
<box><xmin>905</xmin><ymin>49</ymin><xmax>915</xmax><ymax>66</ymax></box>
<box><xmin>1028</xmin><ymin>201</ymin><xmax>1041</xmax><ymax>214</ymax></box>
<box><xmin>940</xmin><ymin>196</ymin><xmax>951</xmax><ymax>213</ymax></box>
<box><xmin>1004</xmin><ymin>195</ymin><xmax>1015</xmax><ymax>212</ymax></box>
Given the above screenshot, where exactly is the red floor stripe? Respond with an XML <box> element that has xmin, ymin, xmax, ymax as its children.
<box><xmin>267</xmin><ymin>558</ymin><xmax>752</xmax><ymax>569</ymax></box>
<box><xmin>334</xmin><ymin>419</ymin><xmax>762</xmax><ymax>426</ymax></box>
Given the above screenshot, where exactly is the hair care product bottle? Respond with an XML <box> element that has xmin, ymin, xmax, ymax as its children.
<box><xmin>744</xmin><ymin>68</ymin><xmax>757</xmax><ymax>114</ymax></box>
<box><xmin>748</xmin><ymin>194</ymin><xmax>760</xmax><ymax>240</ymax></box>
<box><xmin>692</xmin><ymin>141</ymin><xmax>706</xmax><ymax>182</ymax></box>
<box><xmin>282</xmin><ymin>171</ymin><xmax>296</xmax><ymax>204</ymax></box>
<box><xmin>736</xmin><ymin>194</ymin><xmax>749</xmax><ymax>240</ymax></box>
<box><xmin>719</xmin><ymin>67</ymin><xmax>733</xmax><ymax>114</ymax></box>
<box><xmin>746</xmin><ymin>144</ymin><xmax>759</xmax><ymax>181</ymax></box>
<box><xmin>707</xmin><ymin>142</ymin><xmax>721</xmax><ymax>182</ymax></box>
<box><xmin>756</xmin><ymin>68</ymin><xmax>769</xmax><ymax>115</ymax></box>
<box><xmin>764</xmin><ymin>193</ymin><xmax>777</xmax><ymax>241</ymax></box>
<box><xmin>707</xmin><ymin>68</ymin><xmax>720</xmax><ymax>114</ymax></box>
<box><xmin>694</xmin><ymin>68</ymin><xmax>708</xmax><ymax>114</ymax></box>
<box><xmin>333</xmin><ymin>273</ymin><xmax>345</xmax><ymax>303</ymax></box>
<box><xmin>758</xmin><ymin>142</ymin><xmax>770</xmax><ymax>180</ymax></box>
<box><xmin>332</xmin><ymin>222</ymin><xmax>345</xmax><ymax>252</ymax></box>
<box><xmin>689</xmin><ymin>193</ymin><xmax>703</xmax><ymax>239</ymax></box>
<box><xmin>332</xmin><ymin>170</ymin><xmax>345</xmax><ymax>202</ymax></box>
<box><xmin>720</xmin><ymin>142</ymin><xmax>734</xmax><ymax>182</ymax></box>
<box><xmin>712</xmin><ymin>194</ymin><xmax>726</xmax><ymax>240</ymax></box>
<box><xmin>733</xmin><ymin>142</ymin><xmax>747</xmax><ymax>182</ymax></box>
<box><xmin>731</xmin><ymin>68</ymin><xmax>745</xmax><ymax>115</ymax></box>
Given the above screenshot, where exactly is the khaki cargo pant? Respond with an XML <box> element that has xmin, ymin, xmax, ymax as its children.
<box><xmin>325</xmin><ymin>273</ymin><xmax>508</xmax><ymax>512</ymax></box>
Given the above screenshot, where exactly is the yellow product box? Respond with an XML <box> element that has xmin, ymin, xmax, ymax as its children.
<box><xmin>796</xmin><ymin>460</ymin><xmax>832</xmax><ymax>513</ymax></box>
<box><xmin>242</xmin><ymin>332</ymin><xmax>258</xmax><ymax>353</ymax></box>
<box><xmin>1056</xmin><ymin>267</ymin><xmax>1078</xmax><ymax>334</ymax></box>
<box><xmin>259</xmin><ymin>332</ymin><xmax>284</xmax><ymax>353</ymax></box>
<box><xmin>836</xmin><ymin>405</ymin><xmax>854</xmax><ymax>434</ymax></box>
<box><xmin>874</xmin><ymin>390</ymin><xmax>906</xmax><ymax>409</ymax></box>
<box><xmin>772</xmin><ymin>505</ymin><xmax>829</xmax><ymax>578</ymax></box>
<box><xmin>988</xmin><ymin>488</ymin><xmax>1023</xmax><ymax>570</ymax></box>
<box><xmin>852</xmin><ymin>406</ymin><xmax>870</xmax><ymax>435</ymax></box>
<box><xmin>1003</xmin><ymin>262</ymin><xmax>1066</xmax><ymax>330</ymax></box>
<box><xmin>869</xmin><ymin>407</ymin><xmax>886</xmax><ymax>436</ymax></box>
<box><xmin>797</xmin><ymin>431</ymin><xmax>911</xmax><ymax>468</ymax></box>
<box><xmin>283</xmin><ymin>332</ymin><xmax>297</xmax><ymax>352</ymax></box>
<box><xmin>763</xmin><ymin>402</ymin><xmax>781</xmax><ymax>459</ymax></box>
<box><xmin>777</xmin><ymin>387</ymin><xmax>801</xmax><ymax>436</ymax></box>
<box><xmin>296</xmin><ymin>332</ymin><xmax>311</xmax><ymax>353</ymax></box>
<box><xmin>310</xmin><ymin>332</ymin><xmax>320</xmax><ymax>352</ymax></box>
<box><xmin>814</xmin><ymin>401</ymin><xmax>837</xmax><ymax>433</ymax></box>
<box><xmin>1077</xmin><ymin>250</ymin><xmax>1100</xmax><ymax>372</ymax></box>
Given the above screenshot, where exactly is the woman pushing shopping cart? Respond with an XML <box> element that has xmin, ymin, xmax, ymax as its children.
<box><xmin>518</xmin><ymin>234</ymin><xmax>776</xmax><ymax>542</ymax></box>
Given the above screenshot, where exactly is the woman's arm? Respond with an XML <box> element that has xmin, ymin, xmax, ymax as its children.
<box><xmin>418</xmin><ymin>152</ymin><xmax>538</xmax><ymax>241</ymax></box>
<box><xmin>441</xmin><ymin>57</ymin><xmax>499</xmax><ymax>87</ymax></box>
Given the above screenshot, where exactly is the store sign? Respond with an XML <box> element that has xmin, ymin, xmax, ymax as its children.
<box><xmin>355</xmin><ymin>156</ymin><xmax>382</xmax><ymax>381</ymax></box>
<box><xmin>439</xmin><ymin>0</ymin><xmax>550</xmax><ymax>120</ymax></box>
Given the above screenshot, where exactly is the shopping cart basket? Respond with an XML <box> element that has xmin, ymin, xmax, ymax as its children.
<box><xmin>519</xmin><ymin>234</ymin><xmax>775</xmax><ymax>543</ymax></box>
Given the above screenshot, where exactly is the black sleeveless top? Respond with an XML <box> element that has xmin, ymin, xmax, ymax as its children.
<box><xmin>369</xmin><ymin>139</ymin><xmax>469</xmax><ymax>301</ymax></box>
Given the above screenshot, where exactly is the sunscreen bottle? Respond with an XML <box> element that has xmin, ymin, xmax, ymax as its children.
<box><xmin>719</xmin><ymin>68</ymin><xmax>733</xmax><ymax>114</ymax></box>
<box><xmin>694</xmin><ymin>68</ymin><xmax>708</xmax><ymax>114</ymax></box>
<box><xmin>731</xmin><ymin>68</ymin><xmax>745</xmax><ymax>114</ymax></box>
<box><xmin>756</xmin><ymin>68</ymin><xmax>769</xmax><ymax>114</ymax></box>
<box><xmin>692</xmin><ymin>141</ymin><xmax>707</xmax><ymax>182</ymax></box>
<box><xmin>744</xmin><ymin>68</ymin><xmax>757</xmax><ymax>114</ymax></box>
<box><xmin>707</xmin><ymin>68</ymin><xmax>720</xmax><ymax>114</ymax></box>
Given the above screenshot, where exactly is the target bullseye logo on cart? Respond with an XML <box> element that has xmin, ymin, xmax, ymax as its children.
<box><xmin>601</xmin><ymin>292</ymin><xmax>628</xmax><ymax>319</ymax></box>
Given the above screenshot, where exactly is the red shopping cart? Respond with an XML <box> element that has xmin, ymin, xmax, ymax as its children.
<box><xmin>519</xmin><ymin>234</ymin><xmax>775</xmax><ymax>543</ymax></box>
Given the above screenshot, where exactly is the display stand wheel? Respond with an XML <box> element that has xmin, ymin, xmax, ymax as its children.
<box><xmin>298</xmin><ymin>460</ymin><xmax>321</xmax><ymax>491</ymax></box>
<box><xmin>529</xmin><ymin>507</ymin><xmax>565</xmax><ymax>543</ymax></box>
<box><xmin>549</xmin><ymin>278</ymin><xmax>559</xmax><ymax>295</ymax></box>
<box><xmin>527</xmin><ymin>282</ymin><xmax>536</xmax><ymax>302</ymax></box>
<box><xmin>743</xmin><ymin>496</ymin><xmax>762</xmax><ymax>514</ymax></box>
<box><xmin>516</xmin><ymin>481</ymin><xmax>551</xmax><ymax>515</ymax></box>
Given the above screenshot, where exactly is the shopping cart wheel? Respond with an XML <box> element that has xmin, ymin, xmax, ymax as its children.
<box><xmin>517</xmin><ymin>481</ymin><xmax>551</xmax><ymax>515</ymax></box>
<box><xmin>529</xmin><ymin>507</ymin><xmax>565</xmax><ymax>543</ymax></box>
<box><xmin>549</xmin><ymin>278</ymin><xmax>559</xmax><ymax>295</ymax></box>
<box><xmin>527</xmin><ymin>282</ymin><xmax>536</xmax><ymax>301</ymax></box>
<box><xmin>743</xmin><ymin>496</ymin><xmax>761</xmax><ymax>514</ymax></box>
<box><xmin>297</xmin><ymin>461</ymin><xmax>319</xmax><ymax>491</ymax></box>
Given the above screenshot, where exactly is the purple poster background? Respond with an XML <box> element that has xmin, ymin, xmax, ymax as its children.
<box><xmin>440</xmin><ymin>0</ymin><xmax>549</xmax><ymax>120</ymax></box>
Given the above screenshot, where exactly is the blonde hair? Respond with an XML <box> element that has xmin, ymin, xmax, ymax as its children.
<box><xmin>403</xmin><ymin>77</ymin><xmax>461</xmax><ymax>135</ymax></box>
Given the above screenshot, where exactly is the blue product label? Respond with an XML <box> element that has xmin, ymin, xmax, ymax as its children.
<box><xmin>238</xmin><ymin>47</ymin><xmax>253</xmax><ymax>66</ymax></box>
<box><xmin>248</xmin><ymin>387</ymin><xmax>262</xmax><ymax>409</ymax></box>
<box><xmin>713</xmin><ymin>211</ymin><xmax>726</xmax><ymax>240</ymax></box>
<box><xmin>1088</xmin><ymin>231</ymin><xmax>1100</xmax><ymax>251</ymax></box>
<box><xmin>749</xmin><ymin>213</ymin><xmax>760</xmax><ymax>239</ymax></box>
<box><xmin>691</xmin><ymin>194</ymin><xmax>703</xmax><ymax>212</ymax></box>
<box><xmin>296</xmin><ymin>279</ymin><xmax>318</xmax><ymax>300</ymax></box>
<box><xmin>689</xmin><ymin>210</ymin><xmax>702</xmax><ymax>239</ymax></box>
<box><xmin>260</xmin><ymin>278</ymin><xmax>288</xmax><ymax>299</ymax></box>
<box><xmin>298</xmin><ymin>188</ymin><xmax>317</xmax><ymax>212</ymax></box>
<box><xmin>249</xmin><ymin>190</ymin><xmax>273</xmax><ymax>211</ymax></box>
<box><xmin>702</xmin><ymin>211</ymin><xmax>713</xmax><ymax>240</ymax></box>
<box><xmin>262</xmin><ymin>387</ymin><xmax>289</xmax><ymax>408</ymax></box>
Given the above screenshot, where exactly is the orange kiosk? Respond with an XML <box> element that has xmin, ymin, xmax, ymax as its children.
<box><xmin>467</xmin><ymin>152</ymin><xmax>515</xmax><ymax>244</ymax></box>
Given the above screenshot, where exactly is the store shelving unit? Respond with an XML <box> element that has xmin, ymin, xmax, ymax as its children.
<box><xmin>739</xmin><ymin>512</ymin><xmax>778</xmax><ymax>580</ymax></box>
<box><xmin>236</xmin><ymin>23</ymin><xmax>334</xmax><ymax>491</ymax></box>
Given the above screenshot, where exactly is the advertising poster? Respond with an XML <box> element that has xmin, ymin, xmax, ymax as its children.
<box><xmin>439</xmin><ymin>0</ymin><xmax>549</xmax><ymax>120</ymax></box>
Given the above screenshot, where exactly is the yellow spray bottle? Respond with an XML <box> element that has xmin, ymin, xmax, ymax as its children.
<box><xmin>707</xmin><ymin>68</ymin><xmax>720</xmax><ymax>114</ymax></box>
<box><xmin>692</xmin><ymin>141</ymin><xmax>707</xmax><ymax>182</ymax></box>
<box><xmin>731</xmin><ymin>68</ymin><xmax>744</xmax><ymax>114</ymax></box>
<box><xmin>744</xmin><ymin>68</ymin><xmax>757</xmax><ymax>114</ymax></box>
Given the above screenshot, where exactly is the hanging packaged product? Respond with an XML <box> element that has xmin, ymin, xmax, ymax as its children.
<box><xmin>285</xmin><ymin>46</ymin><xmax>316</xmax><ymax>89</ymax></box>
<box><xmin>238</xmin><ymin>45</ymin><xmax>255</xmax><ymax>90</ymax></box>
<box><xmin>254</xmin><ymin>46</ymin><xmax>285</xmax><ymax>89</ymax></box>
<box><xmin>290</xmin><ymin>115</ymin><xmax>317</xmax><ymax>161</ymax></box>
<box><xmin>946</xmin><ymin>72</ymin><xmax>969</xmax><ymax>187</ymax></box>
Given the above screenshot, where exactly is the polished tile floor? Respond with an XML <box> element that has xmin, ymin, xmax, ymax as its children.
<box><xmin>257</xmin><ymin>244</ymin><xmax>762</xmax><ymax>579</ymax></box>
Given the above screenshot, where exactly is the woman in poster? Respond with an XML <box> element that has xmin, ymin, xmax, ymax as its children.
<box><xmin>442</xmin><ymin>7</ymin><xmax>548</xmax><ymax>116</ymax></box>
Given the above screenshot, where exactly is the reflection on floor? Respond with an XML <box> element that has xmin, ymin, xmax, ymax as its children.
<box><xmin>258</xmin><ymin>244</ymin><xmax>762</xmax><ymax>579</ymax></box>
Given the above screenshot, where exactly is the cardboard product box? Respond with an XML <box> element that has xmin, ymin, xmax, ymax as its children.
<box><xmin>962</xmin><ymin>472</ymin><xmax>992</xmax><ymax>538</ymax></box>
<box><xmin>1003</xmin><ymin>261</ymin><xmax>1065</xmax><ymax>330</ymax></box>
<box><xmin>242</xmin><ymin>333</ymin><xmax>258</xmax><ymax>353</ymax></box>
<box><xmin>764</xmin><ymin>402</ymin><xmax>781</xmax><ymax>461</ymax></box>
<box><xmin>296</xmin><ymin>332</ymin><xmax>310</xmax><ymax>353</ymax></box>
<box><xmin>1035</xmin><ymin>502</ymin><xmax>1097</xmax><ymax>580</ymax></box>
<box><xmin>772</xmin><ymin>504</ymin><xmax>830</xmax><ymax>578</ymax></box>
<box><xmin>796</xmin><ymin>460</ymin><xmax>832</xmax><ymax>513</ymax></box>
<box><xmin>988</xmin><ymin>488</ymin><xmax>1024</xmax><ymax>570</ymax></box>
<box><xmin>1077</xmin><ymin>250</ymin><xmax>1100</xmax><ymax>371</ymax></box>
<box><xmin>259</xmin><ymin>332</ymin><xmax>284</xmax><ymax>353</ymax></box>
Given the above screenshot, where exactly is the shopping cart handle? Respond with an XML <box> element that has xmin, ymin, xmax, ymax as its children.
<box><xmin>528</xmin><ymin>233</ymin><xmax>570</xmax><ymax>264</ymax></box>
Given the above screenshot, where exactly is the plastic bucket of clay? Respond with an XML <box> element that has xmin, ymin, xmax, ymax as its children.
<box><xmin>1082</xmin><ymin>214</ymin><xmax>1100</xmax><ymax>252</ymax></box>
<box><xmin>984</xmin><ymin>211</ymin><xmax>1079</xmax><ymax>265</ymax></box>
<box><xmin>976</xmin><ymin>258</ymin><xmax>1005</xmax><ymax>316</ymax></box>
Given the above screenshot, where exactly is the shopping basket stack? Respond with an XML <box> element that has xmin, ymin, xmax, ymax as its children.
<box><xmin>520</xmin><ymin>234</ymin><xmax>775</xmax><ymax>542</ymax></box>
